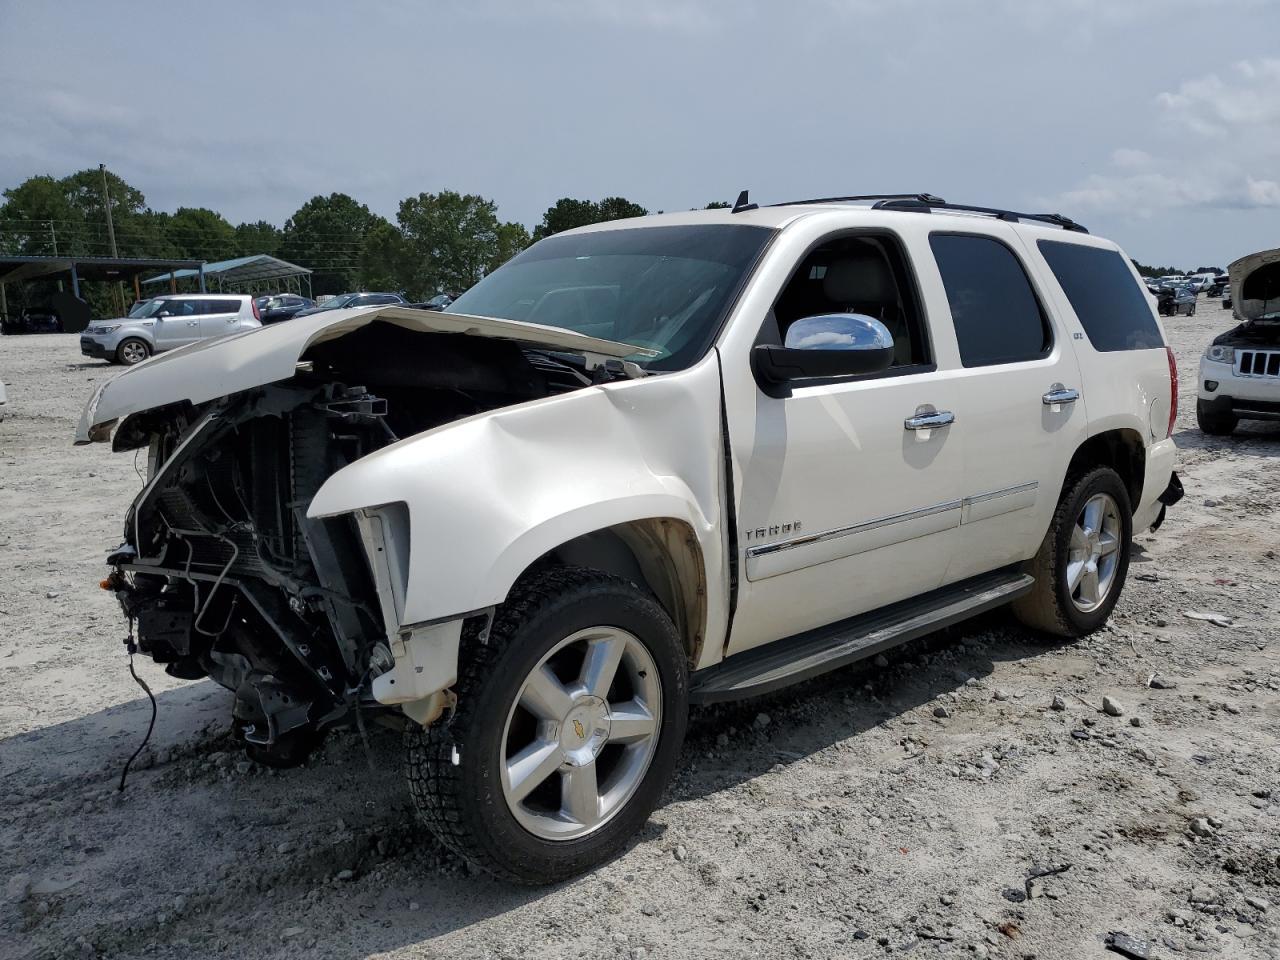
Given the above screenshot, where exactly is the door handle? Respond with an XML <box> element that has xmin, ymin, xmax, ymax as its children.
<box><xmin>904</xmin><ymin>410</ymin><xmax>955</xmax><ymax>431</ymax></box>
<box><xmin>1042</xmin><ymin>386</ymin><xmax>1079</xmax><ymax>405</ymax></box>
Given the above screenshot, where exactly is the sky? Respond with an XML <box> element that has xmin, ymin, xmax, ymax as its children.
<box><xmin>1</xmin><ymin>0</ymin><xmax>1278</xmax><ymax>268</ymax></box>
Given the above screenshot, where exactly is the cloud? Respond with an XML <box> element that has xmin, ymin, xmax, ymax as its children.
<box><xmin>1046</xmin><ymin>58</ymin><xmax>1280</xmax><ymax>214</ymax></box>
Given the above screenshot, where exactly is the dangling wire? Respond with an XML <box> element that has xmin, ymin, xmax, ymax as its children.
<box><xmin>118</xmin><ymin>618</ymin><xmax>158</xmax><ymax>793</ymax></box>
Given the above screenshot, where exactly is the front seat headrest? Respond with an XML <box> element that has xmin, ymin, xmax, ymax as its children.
<box><xmin>822</xmin><ymin>247</ymin><xmax>897</xmax><ymax>306</ymax></box>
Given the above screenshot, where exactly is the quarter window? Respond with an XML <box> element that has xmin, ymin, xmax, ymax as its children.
<box><xmin>929</xmin><ymin>234</ymin><xmax>1052</xmax><ymax>367</ymax></box>
<box><xmin>1037</xmin><ymin>240</ymin><xmax>1163</xmax><ymax>351</ymax></box>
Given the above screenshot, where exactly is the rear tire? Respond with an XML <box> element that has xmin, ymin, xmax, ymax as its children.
<box><xmin>1013</xmin><ymin>467</ymin><xmax>1132</xmax><ymax>638</ymax></box>
<box><xmin>405</xmin><ymin>566</ymin><xmax>688</xmax><ymax>884</ymax></box>
<box><xmin>1196</xmin><ymin>400</ymin><xmax>1237</xmax><ymax>436</ymax></box>
<box><xmin>116</xmin><ymin>337</ymin><xmax>151</xmax><ymax>365</ymax></box>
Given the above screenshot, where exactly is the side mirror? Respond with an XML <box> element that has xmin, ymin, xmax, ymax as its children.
<box><xmin>156</xmin><ymin>311</ymin><xmax>171</xmax><ymax>318</ymax></box>
<box><xmin>753</xmin><ymin>314</ymin><xmax>894</xmax><ymax>385</ymax></box>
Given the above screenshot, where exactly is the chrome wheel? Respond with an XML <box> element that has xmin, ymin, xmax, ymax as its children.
<box><xmin>1067</xmin><ymin>492</ymin><xmax>1122</xmax><ymax>613</ymax></box>
<box><xmin>501</xmin><ymin>626</ymin><xmax>662</xmax><ymax>841</ymax></box>
<box><xmin>119</xmin><ymin>340</ymin><xmax>148</xmax><ymax>364</ymax></box>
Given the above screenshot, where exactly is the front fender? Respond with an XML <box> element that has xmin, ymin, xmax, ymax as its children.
<box><xmin>307</xmin><ymin>353</ymin><xmax>728</xmax><ymax>636</ymax></box>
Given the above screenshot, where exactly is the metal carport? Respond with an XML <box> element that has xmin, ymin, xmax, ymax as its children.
<box><xmin>142</xmin><ymin>254</ymin><xmax>312</xmax><ymax>298</ymax></box>
<box><xmin>0</xmin><ymin>255</ymin><xmax>206</xmax><ymax>330</ymax></box>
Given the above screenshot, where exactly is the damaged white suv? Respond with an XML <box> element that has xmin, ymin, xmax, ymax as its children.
<box><xmin>77</xmin><ymin>195</ymin><xmax>1181</xmax><ymax>883</ymax></box>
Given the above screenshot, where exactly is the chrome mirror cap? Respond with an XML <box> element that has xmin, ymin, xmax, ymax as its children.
<box><xmin>784</xmin><ymin>313</ymin><xmax>894</xmax><ymax>352</ymax></box>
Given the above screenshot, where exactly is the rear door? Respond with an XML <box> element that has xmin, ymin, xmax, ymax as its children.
<box><xmin>198</xmin><ymin>298</ymin><xmax>246</xmax><ymax>339</ymax></box>
<box><xmin>923</xmin><ymin>228</ymin><xmax>1089</xmax><ymax>582</ymax></box>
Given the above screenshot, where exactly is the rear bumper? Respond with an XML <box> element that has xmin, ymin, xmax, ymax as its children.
<box><xmin>1135</xmin><ymin>437</ymin><xmax>1176</xmax><ymax>532</ymax></box>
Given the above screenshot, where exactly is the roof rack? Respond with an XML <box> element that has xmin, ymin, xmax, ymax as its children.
<box><xmin>870</xmin><ymin>197</ymin><xmax>1088</xmax><ymax>234</ymax></box>
<box><xmin>765</xmin><ymin>192</ymin><xmax>947</xmax><ymax>209</ymax></box>
<box><xmin>730</xmin><ymin>190</ymin><xmax>1089</xmax><ymax>234</ymax></box>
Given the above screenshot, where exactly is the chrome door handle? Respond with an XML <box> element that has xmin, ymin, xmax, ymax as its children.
<box><xmin>904</xmin><ymin>410</ymin><xmax>955</xmax><ymax>431</ymax></box>
<box><xmin>1042</xmin><ymin>387</ymin><xmax>1079</xmax><ymax>405</ymax></box>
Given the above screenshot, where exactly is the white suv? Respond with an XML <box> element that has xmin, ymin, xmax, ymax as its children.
<box><xmin>80</xmin><ymin>293</ymin><xmax>261</xmax><ymax>365</ymax></box>
<box><xmin>1197</xmin><ymin>246</ymin><xmax>1280</xmax><ymax>434</ymax></box>
<box><xmin>77</xmin><ymin>195</ymin><xmax>1181</xmax><ymax>883</ymax></box>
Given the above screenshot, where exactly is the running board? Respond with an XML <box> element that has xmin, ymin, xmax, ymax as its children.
<box><xmin>690</xmin><ymin>569</ymin><xmax>1034</xmax><ymax>703</ymax></box>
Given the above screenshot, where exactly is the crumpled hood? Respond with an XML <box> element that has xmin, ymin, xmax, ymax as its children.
<box><xmin>75</xmin><ymin>305</ymin><xmax>654</xmax><ymax>444</ymax></box>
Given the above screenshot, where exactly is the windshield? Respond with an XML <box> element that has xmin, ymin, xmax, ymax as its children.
<box><xmin>128</xmin><ymin>299</ymin><xmax>166</xmax><ymax>318</ymax></box>
<box><xmin>446</xmin><ymin>224</ymin><xmax>774</xmax><ymax>370</ymax></box>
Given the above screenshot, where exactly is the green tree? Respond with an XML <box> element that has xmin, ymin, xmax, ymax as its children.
<box><xmin>0</xmin><ymin>175</ymin><xmax>78</xmax><ymax>254</ymax></box>
<box><xmin>397</xmin><ymin>190</ymin><xmax>503</xmax><ymax>297</ymax></box>
<box><xmin>489</xmin><ymin>221</ymin><xmax>531</xmax><ymax>275</ymax></box>
<box><xmin>165</xmin><ymin>207</ymin><xmax>236</xmax><ymax>260</ymax></box>
<box><xmin>234</xmin><ymin>220</ymin><xmax>282</xmax><ymax>258</ymax></box>
<box><xmin>279</xmin><ymin>193</ymin><xmax>383</xmax><ymax>294</ymax></box>
<box><xmin>531</xmin><ymin>196</ymin><xmax>648</xmax><ymax>240</ymax></box>
<box><xmin>359</xmin><ymin>220</ymin><xmax>409</xmax><ymax>292</ymax></box>
<box><xmin>704</xmin><ymin>200</ymin><xmax>731</xmax><ymax>209</ymax></box>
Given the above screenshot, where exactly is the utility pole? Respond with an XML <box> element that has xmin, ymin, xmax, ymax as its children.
<box><xmin>99</xmin><ymin>163</ymin><xmax>121</xmax><ymax>313</ymax></box>
<box><xmin>99</xmin><ymin>163</ymin><xmax>118</xmax><ymax>257</ymax></box>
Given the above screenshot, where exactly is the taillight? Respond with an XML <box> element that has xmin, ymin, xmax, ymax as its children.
<box><xmin>251</xmin><ymin>298</ymin><xmax>261</xmax><ymax>321</ymax></box>
<box><xmin>1166</xmin><ymin>346</ymin><xmax>1178</xmax><ymax>438</ymax></box>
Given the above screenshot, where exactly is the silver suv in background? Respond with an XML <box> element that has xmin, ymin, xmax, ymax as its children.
<box><xmin>80</xmin><ymin>294</ymin><xmax>262</xmax><ymax>365</ymax></box>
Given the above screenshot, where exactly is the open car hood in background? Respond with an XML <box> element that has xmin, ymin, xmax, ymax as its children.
<box><xmin>1228</xmin><ymin>247</ymin><xmax>1280</xmax><ymax>321</ymax></box>
<box><xmin>75</xmin><ymin>306</ymin><xmax>657</xmax><ymax>444</ymax></box>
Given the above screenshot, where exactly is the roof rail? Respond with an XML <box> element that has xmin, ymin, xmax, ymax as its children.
<box><xmin>765</xmin><ymin>193</ymin><xmax>947</xmax><ymax>209</ymax></box>
<box><xmin>871</xmin><ymin>198</ymin><xmax>1089</xmax><ymax>233</ymax></box>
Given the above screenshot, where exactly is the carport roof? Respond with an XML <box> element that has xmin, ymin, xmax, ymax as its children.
<box><xmin>142</xmin><ymin>253</ymin><xmax>310</xmax><ymax>286</ymax></box>
<box><xmin>0</xmin><ymin>255</ymin><xmax>205</xmax><ymax>285</ymax></box>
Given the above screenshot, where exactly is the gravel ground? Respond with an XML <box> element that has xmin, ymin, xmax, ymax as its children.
<box><xmin>1</xmin><ymin>304</ymin><xmax>1277</xmax><ymax>960</ymax></box>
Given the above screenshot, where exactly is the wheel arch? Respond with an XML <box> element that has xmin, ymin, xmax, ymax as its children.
<box><xmin>530</xmin><ymin>518</ymin><xmax>709</xmax><ymax>669</ymax></box>
<box><xmin>1067</xmin><ymin>428</ymin><xmax>1146</xmax><ymax>509</ymax></box>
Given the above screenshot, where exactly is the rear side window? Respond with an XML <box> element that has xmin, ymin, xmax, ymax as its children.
<box><xmin>929</xmin><ymin>234</ymin><xmax>1052</xmax><ymax>367</ymax></box>
<box><xmin>1037</xmin><ymin>240</ymin><xmax>1164</xmax><ymax>351</ymax></box>
<box><xmin>198</xmin><ymin>299</ymin><xmax>241</xmax><ymax>314</ymax></box>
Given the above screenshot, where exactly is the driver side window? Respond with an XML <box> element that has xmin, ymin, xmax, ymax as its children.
<box><xmin>766</xmin><ymin>234</ymin><xmax>931</xmax><ymax>370</ymax></box>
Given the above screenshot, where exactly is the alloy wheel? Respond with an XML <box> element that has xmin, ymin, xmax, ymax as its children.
<box><xmin>1066</xmin><ymin>492</ymin><xmax>1122</xmax><ymax>613</ymax></box>
<box><xmin>120</xmin><ymin>341</ymin><xmax>147</xmax><ymax>364</ymax></box>
<box><xmin>500</xmin><ymin>626</ymin><xmax>662</xmax><ymax>841</ymax></box>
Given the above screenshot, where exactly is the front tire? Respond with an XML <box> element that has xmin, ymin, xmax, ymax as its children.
<box><xmin>1013</xmin><ymin>467</ymin><xmax>1132</xmax><ymax>637</ymax></box>
<box><xmin>1196</xmin><ymin>400</ymin><xmax>1237</xmax><ymax>436</ymax></box>
<box><xmin>115</xmin><ymin>337</ymin><xmax>151</xmax><ymax>365</ymax></box>
<box><xmin>405</xmin><ymin>566</ymin><xmax>688</xmax><ymax>884</ymax></box>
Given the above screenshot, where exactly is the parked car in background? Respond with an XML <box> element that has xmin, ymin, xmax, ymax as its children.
<box><xmin>79</xmin><ymin>294</ymin><xmax>262</xmax><ymax>365</ymax></box>
<box><xmin>256</xmin><ymin>294</ymin><xmax>315</xmax><ymax>324</ymax></box>
<box><xmin>2</xmin><ymin>306</ymin><xmax>62</xmax><ymax>335</ymax></box>
<box><xmin>1207</xmin><ymin>275</ymin><xmax>1230</xmax><ymax>298</ymax></box>
<box><xmin>1198</xmin><ymin>247</ymin><xmax>1280</xmax><ymax>434</ymax></box>
<box><xmin>1222</xmin><ymin>285</ymin><xmax>1233</xmax><ymax>311</ymax></box>
<box><xmin>1157</xmin><ymin>282</ymin><xmax>1197</xmax><ymax>316</ymax></box>
<box><xmin>408</xmin><ymin>293</ymin><xmax>456</xmax><ymax>312</ymax></box>
<box><xmin>0</xmin><ymin>380</ymin><xmax>6</xmax><ymax>421</ymax></box>
<box><xmin>1190</xmin><ymin>272</ymin><xmax>1220</xmax><ymax>292</ymax></box>
<box><xmin>291</xmin><ymin>292</ymin><xmax>406</xmax><ymax>319</ymax></box>
<box><xmin>77</xmin><ymin>197</ymin><xmax>1180</xmax><ymax>883</ymax></box>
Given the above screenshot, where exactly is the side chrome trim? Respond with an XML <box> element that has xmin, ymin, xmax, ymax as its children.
<box><xmin>747</xmin><ymin>498</ymin><xmax>963</xmax><ymax>559</ymax></box>
<box><xmin>746</xmin><ymin>480</ymin><xmax>1040</xmax><ymax>560</ymax></box>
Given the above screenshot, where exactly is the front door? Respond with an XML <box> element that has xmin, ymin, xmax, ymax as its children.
<box><xmin>153</xmin><ymin>299</ymin><xmax>201</xmax><ymax>350</ymax></box>
<box><xmin>722</xmin><ymin>230</ymin><xmax>965</xmax><ymax>656</ymax></box>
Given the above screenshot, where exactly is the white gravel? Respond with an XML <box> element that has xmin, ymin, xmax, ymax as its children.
<box><xmin>1</xmin><ymin>304</ymin><xmax>1278</xmax><ymax>959</ymax></box>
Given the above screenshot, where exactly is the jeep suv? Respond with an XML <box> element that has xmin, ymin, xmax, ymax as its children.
<box><xmin>76</xmin><ymin>195</ymin><xmax>1181</xmax><ymax>883</ymax></box>
<box><xmin>80</xmin><ymin>294</ymin><xmax>261</xmax><ymax>365</ymax></box>
<box><xmin>1197</xmin><ymin>246</ymin><xmax>1280</xmax><ymax>434</ymax></box>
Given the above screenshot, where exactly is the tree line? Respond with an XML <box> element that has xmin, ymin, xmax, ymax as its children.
<box><xmin>0</xmin><ymin>168</ymin><xmax>717</xmax><ymax>313</ymax></box>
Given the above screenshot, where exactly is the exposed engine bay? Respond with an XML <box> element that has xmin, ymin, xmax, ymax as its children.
<box><xmin>103</xmin><ymin>322</ymin><xmax>609</xmax><ymax>764</ymax></box>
